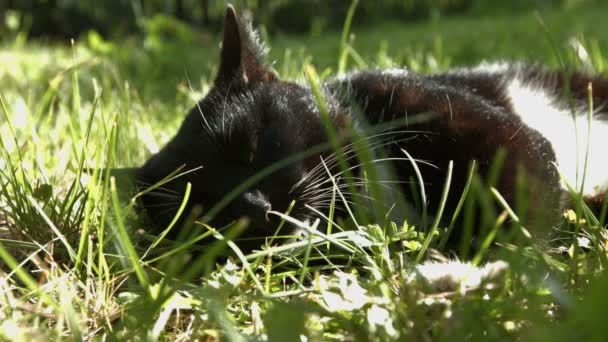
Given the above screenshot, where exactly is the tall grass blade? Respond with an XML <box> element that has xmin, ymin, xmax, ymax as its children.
<box><xmin>416</xmin><ymin>160</ymin><xmax>452</xmax><ymax>263</ymax></box>
<box><xmin>110</xmin><ymin>176</ymin><xmax>150</xmax><ymax>288</ymax></box>
<box><xmin>438</xmin><ymin>160</ymin><xmax>476</xmax><ymax>250</ymax></box>
<box><xmin>338</xmin><ymin>0</ymin><xmax>359</xmax><ymax>74</ymax></box>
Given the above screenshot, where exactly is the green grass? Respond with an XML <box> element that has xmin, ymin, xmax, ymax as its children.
<box><xmin>1</xmin><ymin>3</ymin><xmax>608</xmax><ymax>341</ymax></box>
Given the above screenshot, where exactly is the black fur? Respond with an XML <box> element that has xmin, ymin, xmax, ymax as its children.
<box><xmin>136</xmin><ymin>6</ymin><xmax>607</xmax><ymax>251</ymax></box>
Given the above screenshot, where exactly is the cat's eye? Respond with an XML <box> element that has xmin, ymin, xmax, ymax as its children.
<box><xmin>249</xmin><ymin>133</ymin><xmax>259</xmax><ymax>163</ymax></box>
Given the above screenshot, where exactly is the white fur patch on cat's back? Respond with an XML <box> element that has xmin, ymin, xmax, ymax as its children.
<box><xmin>505</xmin><ymin>77</ymin><xmax>608</xmax><ymax>196</ymax></box>
<box><xmin>471</xmin><ymin>61</ymin><xmax>512</xmax><ymax>74</ymax></box>
<box><xmin>380</xmin><ymin>68</ymin><xmax>410</xmax><ymax>77</ymax></box>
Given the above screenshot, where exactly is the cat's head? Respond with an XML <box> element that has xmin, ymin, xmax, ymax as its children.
<box><xmin>136</xmin><ymin>5</ymin><xmax>351</xmax><ymax>248</ymax></box>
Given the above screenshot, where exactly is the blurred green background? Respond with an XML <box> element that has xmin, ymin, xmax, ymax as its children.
<box><xmin>0</xmin><ymin>0</ymin><xmax>605</xmax><ymax>39</ymax></box>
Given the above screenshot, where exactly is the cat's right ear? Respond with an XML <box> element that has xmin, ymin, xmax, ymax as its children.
<box><xmin>215</xmin><ymin>5</ymin><xmax>276</xmax><ymax>87</ymax></box>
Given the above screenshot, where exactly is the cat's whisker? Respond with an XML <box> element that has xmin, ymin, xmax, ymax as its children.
<box><xmin>303</xmin><ymin>204</ymin><xmax>346</xmax><ymax>230</ymax></box>
<box><xmin>294</xmin><ymin>136</ymin><xmax>385</xmax><ymax>186</ymax></box>
<box><xmin>300</xmin><ymin>184</ymin><xmax>400</xmax><ymax>205</ymax></box>
<box><xmin>297</xmin><ymin>157</ymin><xmax>434</xmax><ymax>199</ymax></box>
<box><xmin>329</xmin><ymin>157</ymin><xmax>438</xmax><ymax>179</ymax></box>
<box><xmin>307</xmin><ymin>204</ymin><xmax>348</xmax><ymax>214</ymax></box>
<box><xmin>137</xmin><ymin>188</ymin><xmax>182</xmax><ymax>199</ymax></box>
<box><xmin>304</xmin><ymin>178</ymin><xmax>418</xmax><ymax>193</ymax></box>
<box><xmin>323</xmin><ymin>193</ymin><xmax>396</xmax><ymax>209</ymax></box>
<box><xmin>137</xmin><ymin>187</ymin><xmax>182</xmax><ymax>198</ymax></box>
<box><xmin>141</xmin><ymin>193</ymin><xmax>181</xmax><ymax>201</ymax></box>
<box><xmin>299</xmin><ymin>173</ymin><xmax>352</xmax><ymax>195</ymax></box>
<box><xmin>299</xmin><ymin>179</ymin><xmax>353</xmax><ymax>202</ymax></box>
<box><xmin>141</xmin><ymin>202</ymin><xmax>182</xmax><ymax>208</ymax></box>
<box><xmin>290</xmin><ymin>133</ymin><xmax>405</xmax><ymax>192</ymax></box>
<box><xmin>310</xmin><ymin>192</ymin><xmax>395</xmax><ymax>216</ymax></box>
<box><xmin>221</xmin><ymin>80</ymin><xmax>235</xmax><ymax>140</ymax></box>
<box><xmin>307</xmin><ymin>190</ymin><xmax>377</xmax><ymax>204</ymax></box>
<box><xmin>155</xmin><ymin>205</ymin><xmax>183</xmax><ymax>217</ymax></box>
<box><xmin>185</xmin><ymin>71</ymin><xmax>217</xmax><ymax>141</ymax></box>
<box><xmin>312</xmin><ymin>197</ymin><xmax>357</xmax><ymax>206</ymax></box>
<box><xmin>339</xmin><ymin>177</ymin><xmax>417</xmax><ymax>185</ymax></box>
<box><xmin>135</xmin><ymin>180</ymin><xmax>182</xmax><ymax>194</ymax></box>
<box><xmin>301</xmin><ymin>190</ymin><xmax>351</xmax><ymax>204</ymax></box>
<box><xmin>299</xmin><ymin>182</ymin><xmax>367</xmax><ymax>200</ymax></box>
<box><xmin>290</xmin><ymin>151</ymin><xmax>348</xmax><ymax>192</ymax></box>
<box><xmin>291</xmin><ymin>133</ymin><xmax>428</xmax><ymax>194</ymax></box>
<box><xmin>136</xmin><ymin>183</ymin><xmax>181</xmax><ymax>193</ymax></box>
<box><xmin>136</xmin><ymin>166</ymin><xmax>204</xmax><ymax>199</ymax></box>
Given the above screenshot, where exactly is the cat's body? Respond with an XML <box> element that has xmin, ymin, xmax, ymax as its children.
<box><xmin>330</xmin><ymin>64</ymin><xmax>608</xmax><ymax>225</ymax></box>
<box><xmin>136</xmin><ymin>6</ymin><xmax>608</xmax><ymax>251</ymax></box>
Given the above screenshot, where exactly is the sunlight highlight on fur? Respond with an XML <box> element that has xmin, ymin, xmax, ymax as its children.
<box><xmin>506</xmin><ymin>78</ymin><xmax>608</xmax><ymax>196</ymax></box>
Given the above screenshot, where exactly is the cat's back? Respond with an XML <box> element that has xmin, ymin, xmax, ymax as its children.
<box><xmin>437</xmin><ymin>62</ymin><xmax>608</xmax><ymax>198</ymax></box>
<box><xmin>332</xmin><ymin>62</ymin><xmax>608</xmax><ymax>205</ymax></box>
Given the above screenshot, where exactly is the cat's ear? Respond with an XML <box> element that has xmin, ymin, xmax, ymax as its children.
<box><xmin>215</xmin><ymin>5</ymin><xmax>276</xmax><ymax>86</ymax></box>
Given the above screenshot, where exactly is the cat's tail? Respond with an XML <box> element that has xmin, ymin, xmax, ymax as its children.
<box><xmin>518</xmin><ymin>65</ymin><xmax>608</xmax><ymax>119</ymax></box>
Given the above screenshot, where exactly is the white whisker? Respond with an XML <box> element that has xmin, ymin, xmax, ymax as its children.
<box><xmin>186</xmin><ymin>72</ymin><xmax>216</xmax><ymax>140</ymax></box>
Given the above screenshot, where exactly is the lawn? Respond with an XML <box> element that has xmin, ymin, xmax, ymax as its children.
<box><xmin>1</xmin><ymin>2</ymin><xmax>608</xmax><ymax>340</ymax></box>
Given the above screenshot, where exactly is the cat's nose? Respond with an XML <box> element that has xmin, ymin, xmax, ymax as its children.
<box><xmin>232</xmin><ymin>190</ymin><xmax>272</xmax><ymax>224</ymax></box>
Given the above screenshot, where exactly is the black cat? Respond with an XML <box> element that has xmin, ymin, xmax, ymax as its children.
<box><xmin>136</xmin><ymin>5</ymin><xmax>608</xmax><ymax>251</ymax></box>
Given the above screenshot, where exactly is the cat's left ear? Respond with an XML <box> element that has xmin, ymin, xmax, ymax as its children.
<box><xmin>215</xmin><ymin>5</ymin><xmax>276</xmax><ymax>86</ymax></box>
